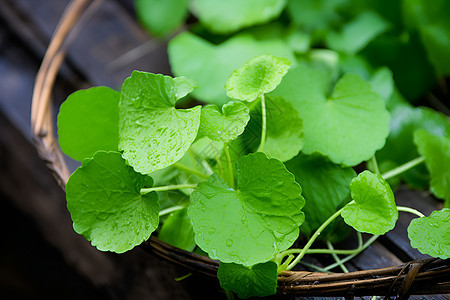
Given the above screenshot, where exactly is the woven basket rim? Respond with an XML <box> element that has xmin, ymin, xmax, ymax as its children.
<box><xmin>30</xmin><ymin>0</ymin><xmax>450</xmax><ymax>297</ymax></box>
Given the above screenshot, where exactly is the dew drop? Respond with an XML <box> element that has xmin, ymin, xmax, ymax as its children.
<box><xmin>208</xmin><ymin>228</ymin><xmax>216</xmax><ymax>234</ymax></box>
<box><xmin>226</xmin><ymin>239</ymin><xmax>233</xmax><ymax>247</ymax></box>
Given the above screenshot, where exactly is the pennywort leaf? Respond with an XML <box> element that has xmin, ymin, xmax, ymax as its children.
<box><xmin>135</xmin><ymin>0</ymin><xmax>189</xmax><ymax>37</ymax></box>
<box><xmin>119</xmin><ymin>71</ymin><xmax>201</xmax><ymax>174</ymax></box>
<box><xmin>188</xmin><ymin>152</ymin><xmax>305</xmax><ymax>266</ymax></box>
<box><xmin>191</xmin><ymin>0</ymin><xmax>287</xmax><ymax>34</ymax></box>
<box><xmin>168</xmin><ymin>32</ymin><xmax>295</xmax><ymax>105</ymax></box>
<box><xmin>326</xmin><ymin>11</ymin><xmax>389</xmax><ymax>54</ymax></box>
<box><xmin>342</xmin><ymin>171</ymin><xmax>398</xmax><ymax>235</ymax></box>
<box><xmin>199</xmin><ymin>101</ymin><xmax>250</xmax><ymax>143</ymax></box>
<box><xmin>273</xmin><ymin>64</ymin><xmax>390</xmax><ymax>166</ymax></box>
<box><xmin>58</xmin><ymin>87</ymin><xmax>119</xmax><ymax>161</ymax></box>
<box><xmin>226</xmin><ymin>54</ymin><xmax>291</xmax><ymax>102</ymax></box>
<box><xmin>66</xmin><ymin>151</ymin><xmax>159</xmax><ymax>253</ymax></box>
<box><xmin>414</xmin><ymin>130</ymin><xmax>450</xmax><ymax>205</ymax></box>
<box><xmin>407</xmin><ymin>208</ymin><xmax>450</xmax><ymax>259</ymax></box>
<box><xmin>217</xmin><ymin>261</ymin><xmax>278</xmax><ymax>298</ymax></box>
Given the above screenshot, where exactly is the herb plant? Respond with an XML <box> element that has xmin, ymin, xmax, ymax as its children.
<box><xmin>58</xmin><ymin>0</ymin><xmax>450</xmax><ymax>298</ymax></box>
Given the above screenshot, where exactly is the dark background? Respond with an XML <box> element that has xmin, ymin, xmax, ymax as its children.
<box><xmin>0</xmin><ymin>0</ymin><xmax>448</xmax><ymax>299</ymax></box>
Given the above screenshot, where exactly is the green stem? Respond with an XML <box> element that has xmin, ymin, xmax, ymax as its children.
<box><xmin>321</xmin><ymin>235</ymin><xmax>379</xmax><ymax>272</ymax></box>
<box><xmin>397</xmin><ymin>206</ymin><xmax>425</xmax><ymax>218</ymax></box>
<box><xmin>286</xmin><ymin>204</ymin><xmax>349</xmax><ymax>271</ymax></box>
<box><xmin>224</xmin><ymin>145</ymin><xmax>234</xmax><ymax>188</ymax></box>
<box><xmin>159</xmin><ymin>205</ymin><xmax>185</xmax><ymax>217</ymax></box>
<box><xmin>371</xmin><ymin>155</ymin><xmax>381</xmax><ymax>175</ymax></box>
<box><xmin>174</xmin><ymin>273</ymin><xmax>192</xmax><ymax>281</ymax></box>
<box><xmin>327</xmin><ymin>240</ymin><xmax>349</xmax><ymax>273</ymax></box>
<box><xmin>140</xmin><ymin>184</ymin><xmax>197</xmax><ymax>195</ymax></box>
<box><xmin>173</xmin><ymin>163</ymin><xmax>210</xmax><ymax>180</ymax></box>
<box><xmin>381</xmin><ymin>156</ymin><xmax>425</xmax><ymax>180</ymax></box>
<box><xmin>258</xmin><ymin>94</ymin><xmax>267</xmax><ymax>152</ymax></box>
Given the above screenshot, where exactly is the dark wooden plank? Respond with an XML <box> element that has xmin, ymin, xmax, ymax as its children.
<box><xmin>9</xmin><ymin>0</ymin><xmax>170</xmax><ymax>89</ymax></box>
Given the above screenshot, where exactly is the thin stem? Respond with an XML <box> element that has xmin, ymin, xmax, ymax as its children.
<box><xmin>371</xmin><ymin>155</ymin><xmax>381</xmax><ymax>175</ymax></box>
<box><xmin>286</xmin><ymin>205</ymin><xmax>349</xmax><ymax>271</ymax></box>
<box><xmin>322</xmin><ymin>235</ymin><xmax>379</xmax><ymax>272</ymax></box>
<box><xmin>174</xmin><ymin>273</ymin><xmax>192</xmax><ymax>282</ymax></box>
<box><xmin>224</xmin><ymin>145</ymin><xmax>234</xmax><ymax>188</ymax></box>
<box><xmin>258</xmin><ymin>94</ymin><xmax>267</xmax><ymax>152</ymax></box>
<box><xmin>173</xmin><ymin>163</ymin><xmax>209</xmax><ymax>180</ymax></box>
<box><xmin>397</xmin><ymin>206</ymin><xmax>425</xmax><ymax>218</ymax></box>
<box><xmin>159</xmin><ymin>205</ymin><xmax>185</xmax><ymax>217</ymax></box>
<box><xmin>327</xmin><ymin>240</ymin><xmax>349</xmax><ymax>273</ymax></box>
<box><xmin>381</xmin><ymin>156</ymin><xmax>425</xmax><ymax>180</ymax></box>
<box><xmin>140</xmin><ymin>184</ymin><xmax>197</xmax><ymax>195</ymax></box>
<box><xmin>299</xmin><ymin>261</ymin><xmax>329</xmax><ymax>273</ymax></box>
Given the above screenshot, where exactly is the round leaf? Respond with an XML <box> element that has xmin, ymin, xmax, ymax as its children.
<box><xmin>168</xmin><ymin>32</ymin><xmax>295</xmax><ymax>106</ymax></box>
<box><xmin>135</xmin><ymin>0</ymin><xmax>189</xmax><ymax>37</ymax></box>
<box><xmin>342</xmin><ymin>170</ymin><xmax>398</xmax><ymax>235</ymax></box>
<box><xmin>273</xmin><ymin>64</ymin><xmax>390</xmax><ymax>166</ymax></box>
<box><xmin>57</xmin><ymin>87</ymin><xmax>119</xmax><ymax>161</ymax></box>
<box><xmin>226</xmin><ymin>55</ymin><xmax>291</xmax><ymax>102</ymax></box>
<box><xmin>119</xmin><ymin>71</ymin><xmax>201</xmax><ymax>174</ymax></box>
<box><xmin>407</xmin><ymin>208</ymin><xmax>450</xmax><ymax>259</ymax></box>
<box><xmin>191</xmin><ymin>0</ymin><xmax>286</xmax><ymax>34</ymax></box>
<box><xmin>414</xmin><ymin>130</ymin><xmax>450</xmax><ymax>205</ymax></box>
<box><xmin>66</xmin><ymin>151</ymin><xmax>159</xmax><ymax>253</ymax></box>
<box><xmin>188</xmin><ymin>152</ymin><xmax>305</xmax><ymax>266</ymax></box>
<box><xmin>199</xmin><ymin>101</ymin><xmax>250</xmax><ymax>143</ymax></box>
<box><xmin>217</xmin><ymin>261</ymin><xmax>278</xmax><ymax>299</ymax></box>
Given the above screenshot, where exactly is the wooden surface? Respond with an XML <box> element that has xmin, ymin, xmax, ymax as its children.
<box><xmin>0</xmin><ymin>0</ymin><xmax>448</xmax><ymax>299</ymax></box>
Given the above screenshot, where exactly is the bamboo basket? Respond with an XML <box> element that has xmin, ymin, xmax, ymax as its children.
<box><xmin>31</xmin><ymin>0</ymin><xmax>450</xmax><ymax>297</ymax></box>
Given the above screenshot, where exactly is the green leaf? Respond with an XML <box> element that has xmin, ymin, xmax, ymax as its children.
<box><xmin>342</xmin><ymin>170</ymin><xmax>398</xmax><ymax>235</ymax></box>
<box><xmin>174</xmin><ymin>76</ymin><xmax>197</xmax><ymax>100</ymax></box>
<box><xmin>272</xmin><ymin>64</ymin><xmax>390</xmax><ymax>166</ymax></box>
<box><xmin>403</xmin><ymin>0</ymin><xmax>450</xmax><ymax>76</ymax></box>
<box><xmin>326</xmin><ymin>11</ymin><xmax>389</xmax><ymax>54</ymax></box>
<box><xmin>377</xmin><ymin>105</ymin><xmax>450</xmax><ymax>188</ymax></box>
<box><xmin>285</xmin><ymin>153</ymin><xmax>355</xmax><ymax>236</ymax></box>
<box><xmin>199</xmin><ymin>101</ymin><xmax>250</xmax><ymax>143</ymax></box>
<box><xmin>66</xmin><ymin>151</ymin><xmax>159</xmax><ymax>253</ymax></box>
<box><xmin>119</xmin><ymin>71</ymin><xmax>201</xmax><ymax>174</ymax></box>
<box><xmin>217</xmin><ymin>261</ymin><xmax>278</xmax><ymax>298</ymax></box>
<box><xmin>226</xmin><ymin>55</ymin><xmax>291</xmax><ymax>102</ymax></box>
<box><xmin>287</xmin><ymin>0</ymin><xmax>349</xmax><ymax>32</ymax></box>
<box><xmin>159</xmin><ymin>208</ymin><xmax>196</xmax><ymax>252</ymax></box>
<box><xmin>57</xmin><ymin>87</ymin><xmax>119</xmax><ymax>161</ymax></box>
<box><xmin>414</xmin><ymin>130</ymin><xmax>450</xmax><ymax>205</ymax></box>
<box><xmin>407</xmin><ymin>208</ymin><xmax>450</xmax><ymax>259</ymax></box>
<box><xmin>191</xmin><ymin>0</ymin><xmax>287</xmax><ymax>34</ymax></box>
<box><xmin>168</xmin><ymin>32</ymin><xmax>295</xmax><ymax>106</ymax></box>
<box><xmin>245</xmin><ymin>95</ymin><xmax>304</xmax><ymax>162</ymax></box>
<box><xmin>135</xmin><ymin>0</ymin><xmax>189</xmax><ymax>37</ymax></box>
<box><xmin>188</xmin><ymin>152</ymin><xmax>305</xmax><ymax>266</ymax></box>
